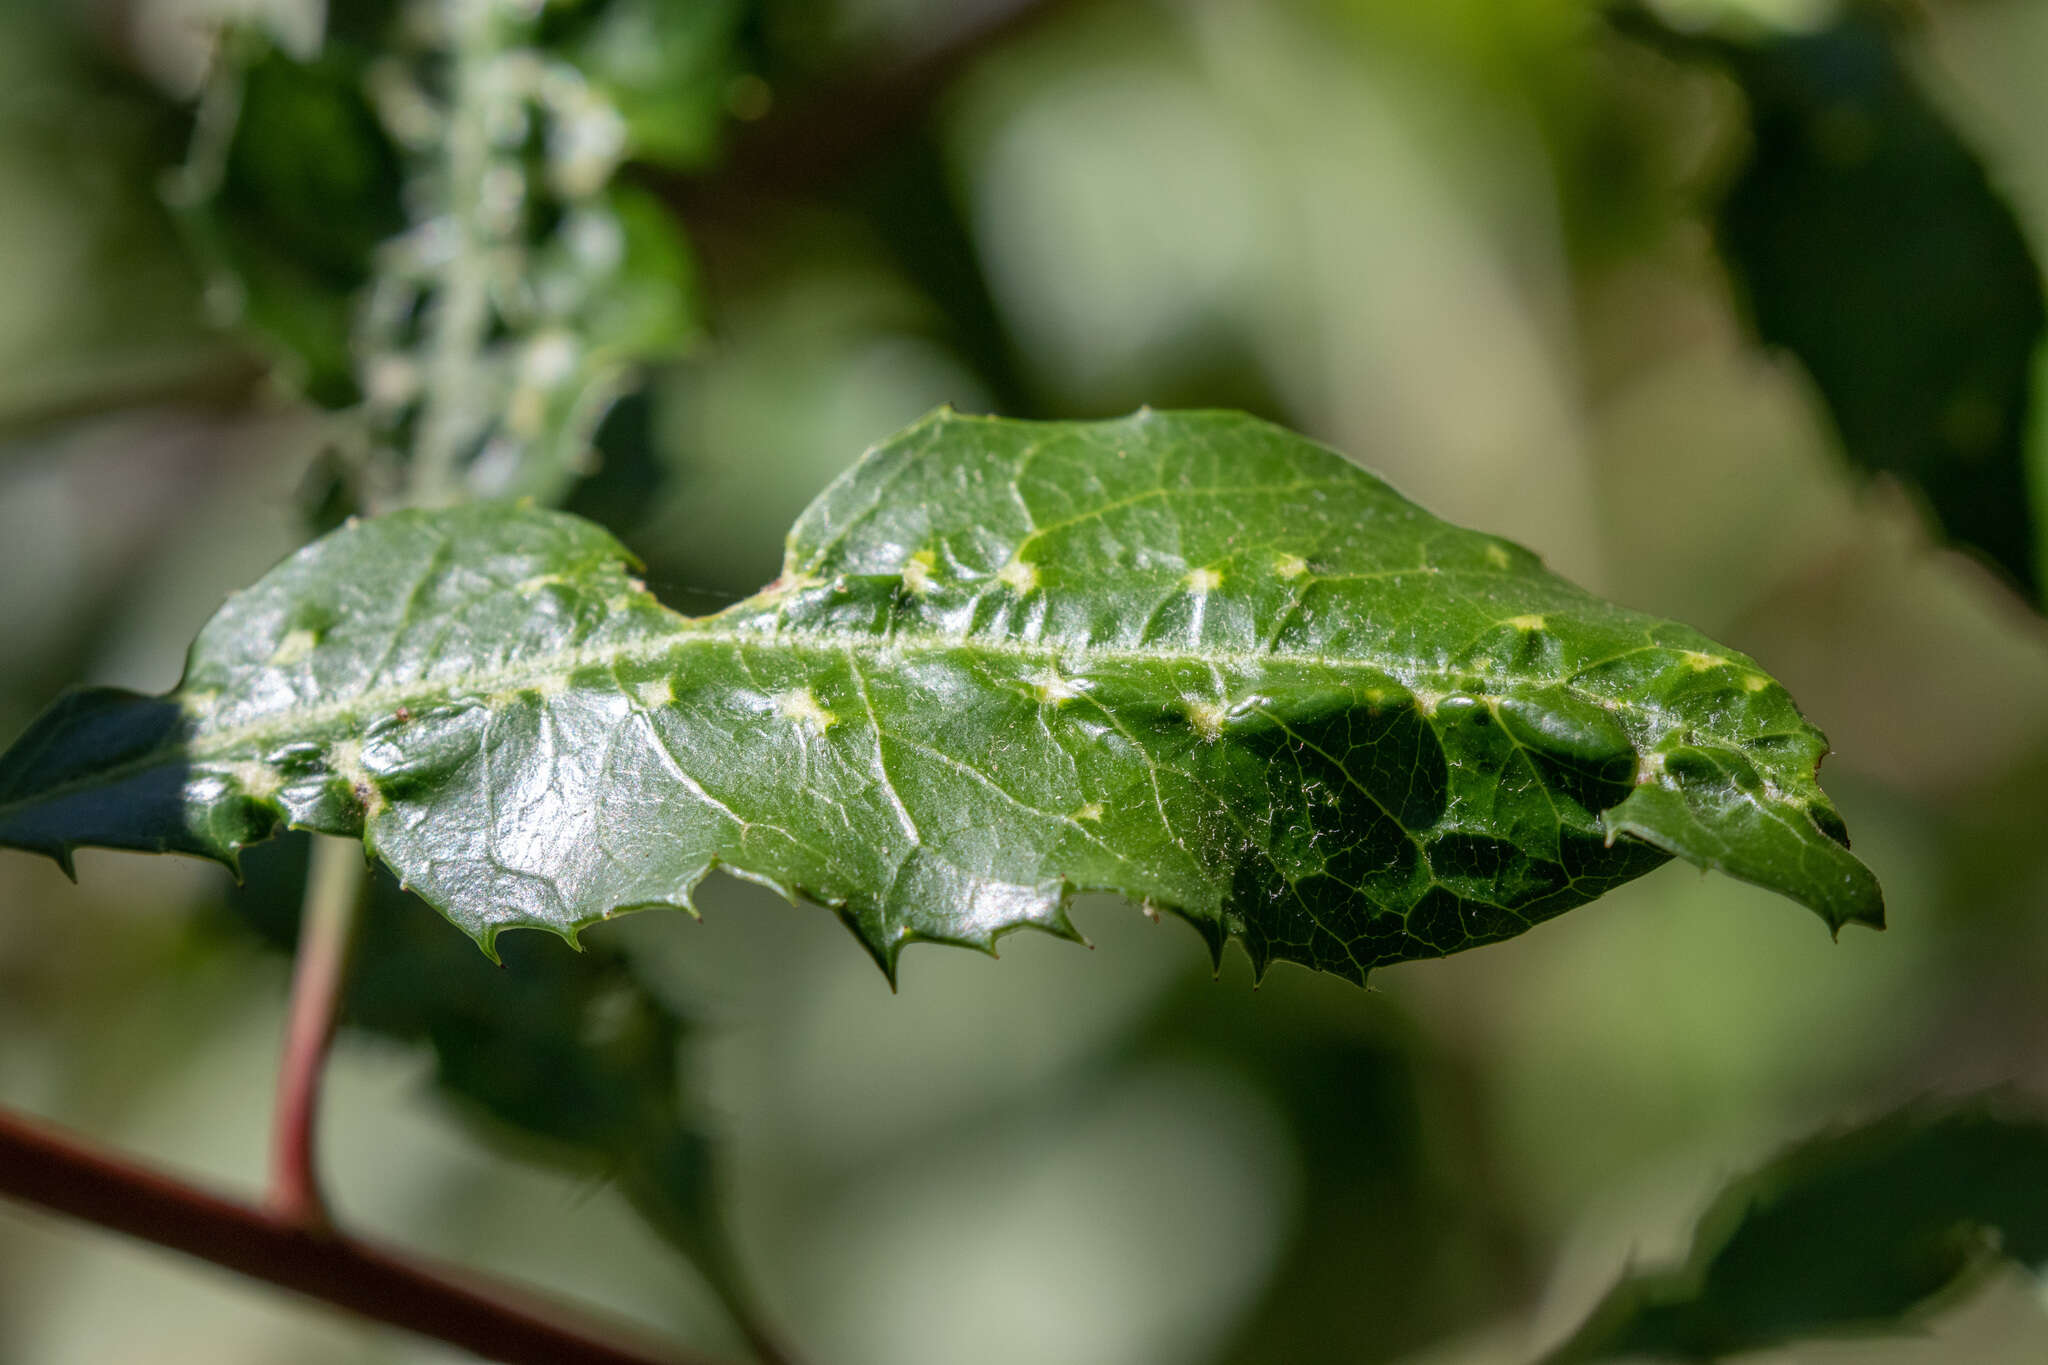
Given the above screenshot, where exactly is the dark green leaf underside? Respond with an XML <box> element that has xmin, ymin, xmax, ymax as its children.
<box><xmin>0</xmin><ymin>410</ymin><xmax>1881</xmax><ymax>981</ymax></box>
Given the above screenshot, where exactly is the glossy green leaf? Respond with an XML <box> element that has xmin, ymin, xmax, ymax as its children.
<box><xmin>1539</xmin><ymin>1105</ymin><xmax>2048</xmax><ymax>1363</ymax></box>
<box><xmin>0</xmin><ymin>410</ymin><xmax>1881</xmax><ymax>981</ymax></box>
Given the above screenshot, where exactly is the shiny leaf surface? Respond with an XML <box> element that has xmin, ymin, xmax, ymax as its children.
<box><xmin>0</xmin><ymin>410</ymin><xmax>1881</xmax><ymax>980</ymax></box>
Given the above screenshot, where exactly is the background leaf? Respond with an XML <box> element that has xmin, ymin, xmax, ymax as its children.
<box><xmin>1539</xmin><ymin>1103</ymin><xmax>2048</xmax><ymax>1363</ymax></box>
<box><xmin>1626</xmin><ymin>3</ymin><xmax>2048</xmax><ymax>600</ymax></box>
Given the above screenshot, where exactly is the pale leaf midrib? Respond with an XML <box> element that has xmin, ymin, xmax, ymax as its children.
<box><xmin>0</xmin><ymin>615</ymin><xmax>1695</xmax><ymax>824</ymax></box>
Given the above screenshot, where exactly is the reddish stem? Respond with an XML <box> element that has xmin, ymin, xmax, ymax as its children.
<box><xmin>269</xmin><ymin>834</ymin><xmax>362</xmax><ymax>1227</ymax></box>
<box><xmin>0</xmin><ymin>1106</ymin><xmax>726</xmax><ymax>1365</ymax></box>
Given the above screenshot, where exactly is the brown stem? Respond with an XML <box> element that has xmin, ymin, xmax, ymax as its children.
<box><xmin>268</xmin><ymin>834</ymin><xmax>364</xmax><ymax>1227</ymax></box>
<box><xmin>0</xmin><ymin>1106</ymin><xmax>731</xmax><ymax>1365</ymax></box>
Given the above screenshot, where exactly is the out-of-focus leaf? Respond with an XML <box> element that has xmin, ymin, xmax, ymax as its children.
<box><xmin>191</xmin><ymin>36</ymin><xmax>403</xmax><ymax>405</ymax></box>
<box><xmin>564</xmin><ymin>0</ymin><xmax>744</xmax><ymax>170</ymax></box>
<box><xmin>1539</xmin><ymin>1104</ymin><xmax>2048</xmax><ymax>1362</ymax></box>
<box><xmin>2030</xmin><ymin>340</ymin><xmax>2048</xmax><ymax>594</ymax></box>
<box><xmin>1139</xmin><ymin>985</ymin><xmax>1525</xmax><ymax>1364</ymax></box>
<box><xmin>171</xmin><ymin>2</ymin><xmax>721</xmax><ymax>504</ymax></box>
<box><xmin>1630</xmin><ymin>4</ymin><xmax>2048</xmax><ymax>597</ymax></box>
<box><xmin>0</xmin><ymin>410</ymin><xmax>1880</xmax><ymax>983</ymax></box>
<box><xmin>496</xmin><ymin>184</ymin><xmax>702</xmax><ymax>506</ymax></box>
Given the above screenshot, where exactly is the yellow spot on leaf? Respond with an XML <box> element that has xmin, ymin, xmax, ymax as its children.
<box><xmin>1682</xmin><ymin>651</ymin><xmax>1722</xmax><ymax>671</ymax></box>
<box><xmin>1485</xmin><ymin>544</ymin><xmax>1512</xmax><ymax>569</ymax></box>
<box><xmin>1030</xmin><ymin>666</ymin><xmax>1086</xmax><ymax>706</ymax></box>
<box><xmin>636</xmin><ymin>678</ymin><xmax>674</xmax><ymax>708</ymax></box>
<box><xmin>269</xmin><ymin>629</ymin><xmax>318</xmax><ymax>666</ymax></box>
<box><xmin>329</xmin><ymin>739</ymin><xmax>365</xmax><ymax>779</ymax></box>
<box><xmin>997</xmin><ymin>557</ymin><xmax>1037</xmax><ymax>593</ymax></box>
<box><xmin>1184</xmin><ymin>698</ymin><xmax>1228</xmax><ymax>742</ymax></box>
<box><xmin>776</xmin><ymin>688</ymin><xmax>836</xmax><ymax>732</ymax></box>
<box><xmin>1508</xmin><ymin>614</ymin><xmax>1545</xmax><ymax>631</ymax></box>
<box><xmin>1185</xmin><ymin>567</ymin><xmax>1223</xmax><ymax>593</ymax></box>
<box><xmin>1074</xmin><ymin>802</ymin><xmax>1104</xmax><ymax>822</ymax></box>
<box><xmin>1743</xmin><ymin>674</ymin><xmax>1770</xmax><ymax>693</ymax></box>
<box><xmin>225</xmin><ymin>762</ymin><xmax>281</xmax><ymax>801</ymax></box>
<box><xmin>329</xmin><ymin>739</ymin><xmax>385</xmax><ymax>816</ymax></box>
<box><xmin>902</xmin><ymin>549</ymin><xmax>937</xmax><ymax>595</ymax></box>
<box><xmin>1274</xmin><ymin>553</ymin><xmax>1308</xmax><ymax>579</ymax></box>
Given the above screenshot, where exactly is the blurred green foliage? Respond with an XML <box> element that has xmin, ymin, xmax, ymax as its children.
<box><xmin>4</xmin><ymin>0</ymin><xmax>2048</xmax><ymax>1363</ymax></box>
<box><xmin>220</xmin><ymin>836</ymin><xmax>738</xmax><ymax>1273</ymax></box>
<box><xmin>1628</xmin><ymin>1</ymin><xmax>2048</xmax><ymax>600</ymax></box>
<box><xmin>1542</xmin><ymin>1105</ymin><xmax>2048</xmax><ymax>1362</ymax></box>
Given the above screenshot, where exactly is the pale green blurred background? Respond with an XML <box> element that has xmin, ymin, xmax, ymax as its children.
<box><xmin>5</xmin><ymin>0</ymin><xmax>2048</xmax><ymax>1362</ymax></box>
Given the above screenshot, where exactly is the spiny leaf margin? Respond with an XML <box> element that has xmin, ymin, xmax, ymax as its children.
<box><xmin>0</xmin><ymin>409</ymin><xmax>1881</xmax><ymax>982</ymax></box>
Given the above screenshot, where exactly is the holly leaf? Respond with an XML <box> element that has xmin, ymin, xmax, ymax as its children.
<box><xmin>0</xmin><ymin>410</ymin><xmax>1881</xmax><ymax>981</ymax></box>
<box><xmin>1539</xmin><ymin>1105</ymin><xmax>2048</xmax><ymax>1363</ymax></box>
